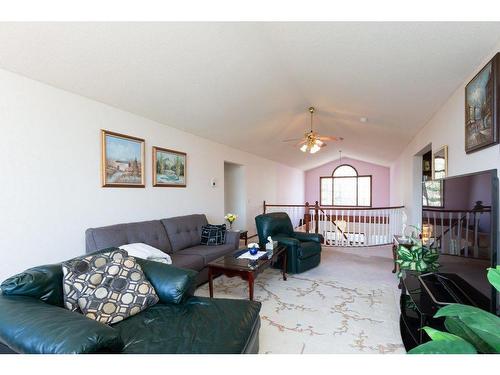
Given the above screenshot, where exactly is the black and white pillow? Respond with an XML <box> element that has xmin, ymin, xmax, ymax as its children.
<box><xmin>61</xmin><ymin>249</ymin><xmax>128</xmax><ymax>312</ymax></box>
<box><xmin>200</xmin><ymin>224</ymin><xmax>226</xmax><ymax>246</ymax></box>
<box><xmin>77</xmin><ymin>254</ymin><xmax>159</xmax><ymax>325</ymax></box>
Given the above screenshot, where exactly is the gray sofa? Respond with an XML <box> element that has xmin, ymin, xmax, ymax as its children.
<box><xmin>85</xmin><ymin>214</ymin><xmax>240</xmax><ymax>285</ymax></box>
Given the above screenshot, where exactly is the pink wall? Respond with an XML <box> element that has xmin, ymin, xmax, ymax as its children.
<box><xmin>305</xmin><ymin>157</ymin><xmax>390</xmax><ymax>207</ymax></box>
<box><xmin>276</xmin><ymin>164</ymin><xmax>305</xmax><ymax>204</ymax></box>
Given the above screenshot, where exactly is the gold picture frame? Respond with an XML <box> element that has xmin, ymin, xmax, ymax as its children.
<box><xmin>101</xmin><ymin>130</ymin><xmax>145</xmax><ymax>187</ymax></box>
<box><xmin>432</xmin><ymin>145</ymin><xmax>448</xmax><ymax>180</ymax></box>
<box><xmin>152</xmin><ymin>146</ymin><xmax>187</xmax><ymax>187</ymax></box>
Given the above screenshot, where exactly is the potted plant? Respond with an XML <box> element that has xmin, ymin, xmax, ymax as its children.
<box><xmin>396</xmin><ymin>225</ymin><xmax>440</xmax><ymax>278</ymax></box>
<box><xmin>224</xmin><ymin>213</ymin><xmax>238</xmax><ymax>230</ymax></box>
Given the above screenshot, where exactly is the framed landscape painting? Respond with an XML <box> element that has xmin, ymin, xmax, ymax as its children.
<box><xmin>101</xmin><ymin>130</ymin><xmax>145</xmax><ymax>187</ymax></box>
<box><xmin>153</xmin><ymin>146</ymin><xmax>186</xmax><ymax>187</ymax></box>
<box><xmin>465</xmin><ymin>53</ymin><xmax>500</xmax><ymax>153</ymax></box>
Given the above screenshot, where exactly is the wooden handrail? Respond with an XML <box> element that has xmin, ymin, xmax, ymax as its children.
<box><xmin>264</xmin><ymin>202</ymin><xmax>404</xmax><ymax>211</ymax></box>
<box><xmin>423</xmin><ymin>208</ymin><xmax>491</xmax><ymax>213</ymax></box>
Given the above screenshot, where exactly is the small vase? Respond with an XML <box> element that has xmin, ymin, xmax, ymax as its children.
<box><xmin>228</xmin><ymin>222</ymin><xmax>233</xmax><ymax>230</ymax></box>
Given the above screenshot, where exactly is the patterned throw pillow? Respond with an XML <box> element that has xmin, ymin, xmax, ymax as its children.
<box><xmin>77</xmin><ymin>255</ymin><xmax>159</xmax><ymax>325</ymax></box>
<box><xmin>200</xmin><ymin>224</ymin><xmax>226</xmax><ymax>246</ymax></box>
<box><xmin>62</xmin><ymin>249</ymin><xmax>127</xmax><ymax>312</ymax></box>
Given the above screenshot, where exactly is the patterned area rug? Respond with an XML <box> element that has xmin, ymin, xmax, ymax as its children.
<box><xmin>195</xmin><ymin>246</ymin><xmax>405</xmax><ymax>354</ymax></box>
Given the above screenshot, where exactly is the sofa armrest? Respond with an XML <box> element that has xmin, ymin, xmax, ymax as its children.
<box><xmin>225</xmin><ymin>230</ymin><xmax>240</xmax><ymax>250</ymax></box>
<box><xmin>293</xmin><ymin>232</ymin><xmax>323</xmax><ymax>244</ymax></box>
<box><xmin>273</xmin><ymin>235</ymin><xmax>301</xmax><ymax>248</ymax></box>
<box><xmin>0</xmin><ymin>295</ymin><xmax>124</xmax><ymax>354</ymax></box>
<box><xmin>135</xmin><ymin>258</ymin><xmax>198</xmax><ymax>304</ymax></box>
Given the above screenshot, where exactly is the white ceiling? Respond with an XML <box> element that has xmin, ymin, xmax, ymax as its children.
<box><xmin>1</xmin><ymin>22</ymin><xmax>500</xmax><ymax>170</ymax></box>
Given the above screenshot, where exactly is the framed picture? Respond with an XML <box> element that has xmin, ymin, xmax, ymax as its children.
<box><xmin>432</xmin><ymin>145</ymin><xmax>448</xmax><ymax>180</ymax></box>
<box><xmin>465</xmin><ymin>52</ymin><xmax>500</xmax><ymax>153</ymax></box>
<box><xmin>152</xmin><ymin>146</ymin><xmax>186</xmax><ymax>187</ymax></box>
<box><xmin>101</xmin><ymin>130</ymin><xmax>145</xmax><ymax>187</ymax></box>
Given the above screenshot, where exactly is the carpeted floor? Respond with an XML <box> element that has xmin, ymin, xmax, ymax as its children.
<box><xmin>195</xmin><ymin>245</ymin><xmax>405</xmax><ymax>354</ymax></box>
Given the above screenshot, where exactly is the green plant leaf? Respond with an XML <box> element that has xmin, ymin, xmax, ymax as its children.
<box><xmin>444</xmin><ymin>316</ymin><xmax>495</xmax><ymax>353</ymax></box>
<box><xmin>408</xmin><ymin>339</ymin><xmax>477</xmax><ymax>354</ymax></box>
<box><xmin>408</xmin><ymin>327</ymin><xmax>477</xmax><ymax>354</ymax></box>
<box><xmin>487</xmin><ymin>266</ymin><xmax>500</xmax><ymax>292</ymax></box>
<box><xmin>434</xmin><ymin>304</ymin><xmax>500</xmax><ymax>352</ymax></box>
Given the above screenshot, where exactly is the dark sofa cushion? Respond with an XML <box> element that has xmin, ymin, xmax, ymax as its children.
<box><xmin>200</xmin><ymin>224</ymin><xmax>226</xmax><ymax>246</ymax></box>
<box><xmin>114</xmin><ymin>296</ymin><xmax>261</xmax><ymax>354</ymax></box>
<box><xmin>170</xmin><ymin>253</ymin><xmax>205</xmax><ymax>271</ymax></box>
<box><xmin>0</xmin><ymin>295</ymin><xmax>124</xmax><ymax>354</ymax></box>
<box><xmin>298</xmin><ymin>241</ymin><xmax>322</xmax><ymax>259</ymax></box>
<box><xmin>135</xmin><ymin>258</ymin><xmax>197</xmax><ymax>304</ymax></box>
<box><xmin>180</xmin><ymin>244</ymin><xmax>235</xmax><ymax>264</ymax></box>
<box><xmin>0</xmin><ymin>264</ymin><xmax>64</xmax><ymax>307</ymax></box>
<box><xmin>161</xmin><ymin>214</ymin><xmax>208</xmax><ymax>252</ymax></box>
<box><xmin>85</xmin><ymin>220</ymin><xmax>172</xmax><ymax>254</ymax></box>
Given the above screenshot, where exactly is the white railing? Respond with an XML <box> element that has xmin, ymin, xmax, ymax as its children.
<box><xmin>263</xmin><ymin>201</ymin><xmax>405</xmax><ymax>247</ymax></box>
<box><xmin>423</xmin><ymin>207</ymin><xmax>491</xmax><ymax>257</ymax></box>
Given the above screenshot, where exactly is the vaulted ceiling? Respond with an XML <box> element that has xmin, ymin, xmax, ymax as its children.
<box><xmin>1</xmin><ymin>22</ymin><xmax>500</xmax><ymax>169</ymax></box>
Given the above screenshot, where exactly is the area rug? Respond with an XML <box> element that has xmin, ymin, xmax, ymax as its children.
<box><xmin>195</xmin><ymin>246</ymin><xmax>405</xmax><ymax>354</ymax></box>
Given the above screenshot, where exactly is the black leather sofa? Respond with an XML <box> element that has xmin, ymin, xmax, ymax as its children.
<box><xmin>0</xmin><ymin>249</ymin><xmax>261</xmax><ymax>354</ymax></box>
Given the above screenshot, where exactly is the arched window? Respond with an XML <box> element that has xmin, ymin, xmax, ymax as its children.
<box><xmin>320</xmin><ymin>164</ymin><xmax>372</xmax><ymax>206</ymax></box>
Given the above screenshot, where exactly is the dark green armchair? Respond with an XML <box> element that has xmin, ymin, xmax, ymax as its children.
<box><xmin>255</xmin><ymin>212</ymin><xmax>322</xmax><ymax>274</ymax></box>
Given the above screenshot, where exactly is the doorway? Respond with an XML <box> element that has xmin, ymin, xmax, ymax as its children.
<box><xmin>224</xmin><ymin>161</ymin><xmax>246</xmax><ymax>231</ymax></box>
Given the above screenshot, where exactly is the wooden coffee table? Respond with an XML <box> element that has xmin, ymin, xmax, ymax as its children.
<box><xmin>207</xmin><ymin>244</ymin><xmax>287</xmax><ymax>301</ymax></box>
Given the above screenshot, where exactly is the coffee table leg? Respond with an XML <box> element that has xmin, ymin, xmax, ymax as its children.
<box><xmin>208</xmin><ymin>267</ymin><xmax>214</xmax><ymax>298</ymax></box>
<box><xmin>282</xmin><ymin>252</ymin><xmax>287</xmax><ymax>281</ymax></box>
<box><xmin>248</xmin><ymin>273</ymin><xmax>254</xmax><ymax>301</ymax></box>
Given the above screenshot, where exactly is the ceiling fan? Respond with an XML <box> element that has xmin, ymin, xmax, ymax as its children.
<box><xmin>283</xmin><ymin>107</ymin><xmax>344</xmax><ymax>154</ymax></box>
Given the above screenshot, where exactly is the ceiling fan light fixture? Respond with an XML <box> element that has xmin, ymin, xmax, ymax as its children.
<box><xmin>310</xmin><ymin>144</ymin><xmax>321</xmax><ymax>154</ymax></box>
<box><xmin>286</xmin><ymin>106</ymin><xmax>343</xmax><ymax>155</ymax></box>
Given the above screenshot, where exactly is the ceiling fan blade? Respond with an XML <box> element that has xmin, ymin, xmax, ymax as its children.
<box><xmin>317</xmin><ymin>136</ymin><xmax>344</xmax><ymax>141</ymax></box>
<box><xmin>282</xmin><ymin>137</ymin><xmax>304</xmax><ymax>143</ymax></box>
<box><xmin>295</xmin><ymin>140</ymin><xmax>307</xmax><ymax>146</ymax></box>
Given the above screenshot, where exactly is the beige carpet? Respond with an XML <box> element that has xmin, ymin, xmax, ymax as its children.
<box><xmin>195</xmin><ymin>245</ymin><xmax>405</xmax><ymax>354</ymax></box>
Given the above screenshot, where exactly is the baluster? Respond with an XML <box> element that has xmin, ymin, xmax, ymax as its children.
<box><xmin>377</xmin><ymin>210</ymin><xmax>383</xmax><ymax>245</ymax></box>
<box><xmin>355</xmin><ymin>210</ymin><xmax>359</xmax><ymax>246</ymax></box>
<box><xmin>464</xmin><ymin>212</ymin><xmax>470</xmax><ymax>257</ymax></box>
<box><xmin>474</xmin><ymin>213</ymin><xmax>479</xmax><ymax>258</ymax></box>
<box><xmin>448</xmin><ymin>212</ymin><xmax>453</xmax><ymax>254</ymax></box>
<box><xmin>326</xmin><ymin>208</ymin><xmax>330</xmax><ymax>245</ymax></box>
<box><xmin>457</xmin><ymin>212</ymin><xmax>462</xmax><ymax>255</ymax></box>
<box><xmin>386</xmin><ymin>209</ymin><xmax>390</xmax><ymax>244</ymax></box>
<box><xmin>365</xmin><ymin>209</ymin><xmax>370</xmax><ymax>246</ymax></box>
<box><xmin>341</xmin><ymin>209</ymin><xmax>345</xmax><ymax>246</ymax></box>
<box><xmin>440</xmin><ymin>211</ymin><xmax>444</xmax><ymax>253</ymax></box>
<box><xmin>432</xmin><ymin>211</ymin><xmax>436</xmax><ymax>246</ymax></box>
<box><xmin>364</xmin><ymin>209</ymin><xmax>368</xmax><ymax>246</ymax></box>
<box><xmin>346</xmin><ymin>209</ymin><xmax>350</xmax><ymax>247</ymax></box>
<box><xmin>376</xmin><ymin>210</ymin><xmax>380</xmax><ymax>245</ymax></box>
<box><xmin>354</xmin><ymin>210</ymin><xmax>361</xmax><ymax>246</ymax></box>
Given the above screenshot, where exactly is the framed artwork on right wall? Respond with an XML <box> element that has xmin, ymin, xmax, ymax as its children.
<box><xmin>465</xmin><ymin>52</ymin><xmax>500</xmax><ymax>154</ymax></box>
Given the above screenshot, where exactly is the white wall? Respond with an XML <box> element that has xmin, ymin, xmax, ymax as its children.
<box><xmin>0</xmin><ymin>69</ymin><xmax>304</xmax><ymax>279</ymax></box>
<box><xmin>224</xmin><ymin>162</ymin><xmax>246</xmax><ymax>231</ymax></box>
<box><xmin>390</xmin><ymin>42</ymin><xmax>500</xmax><ymax>227</ymax></box>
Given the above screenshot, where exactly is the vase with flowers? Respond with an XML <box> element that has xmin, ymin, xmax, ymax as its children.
<box><xmin>224</xmin><ymin>213</ymin><xmax>238</xmax><ymax>230</ymax></box>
